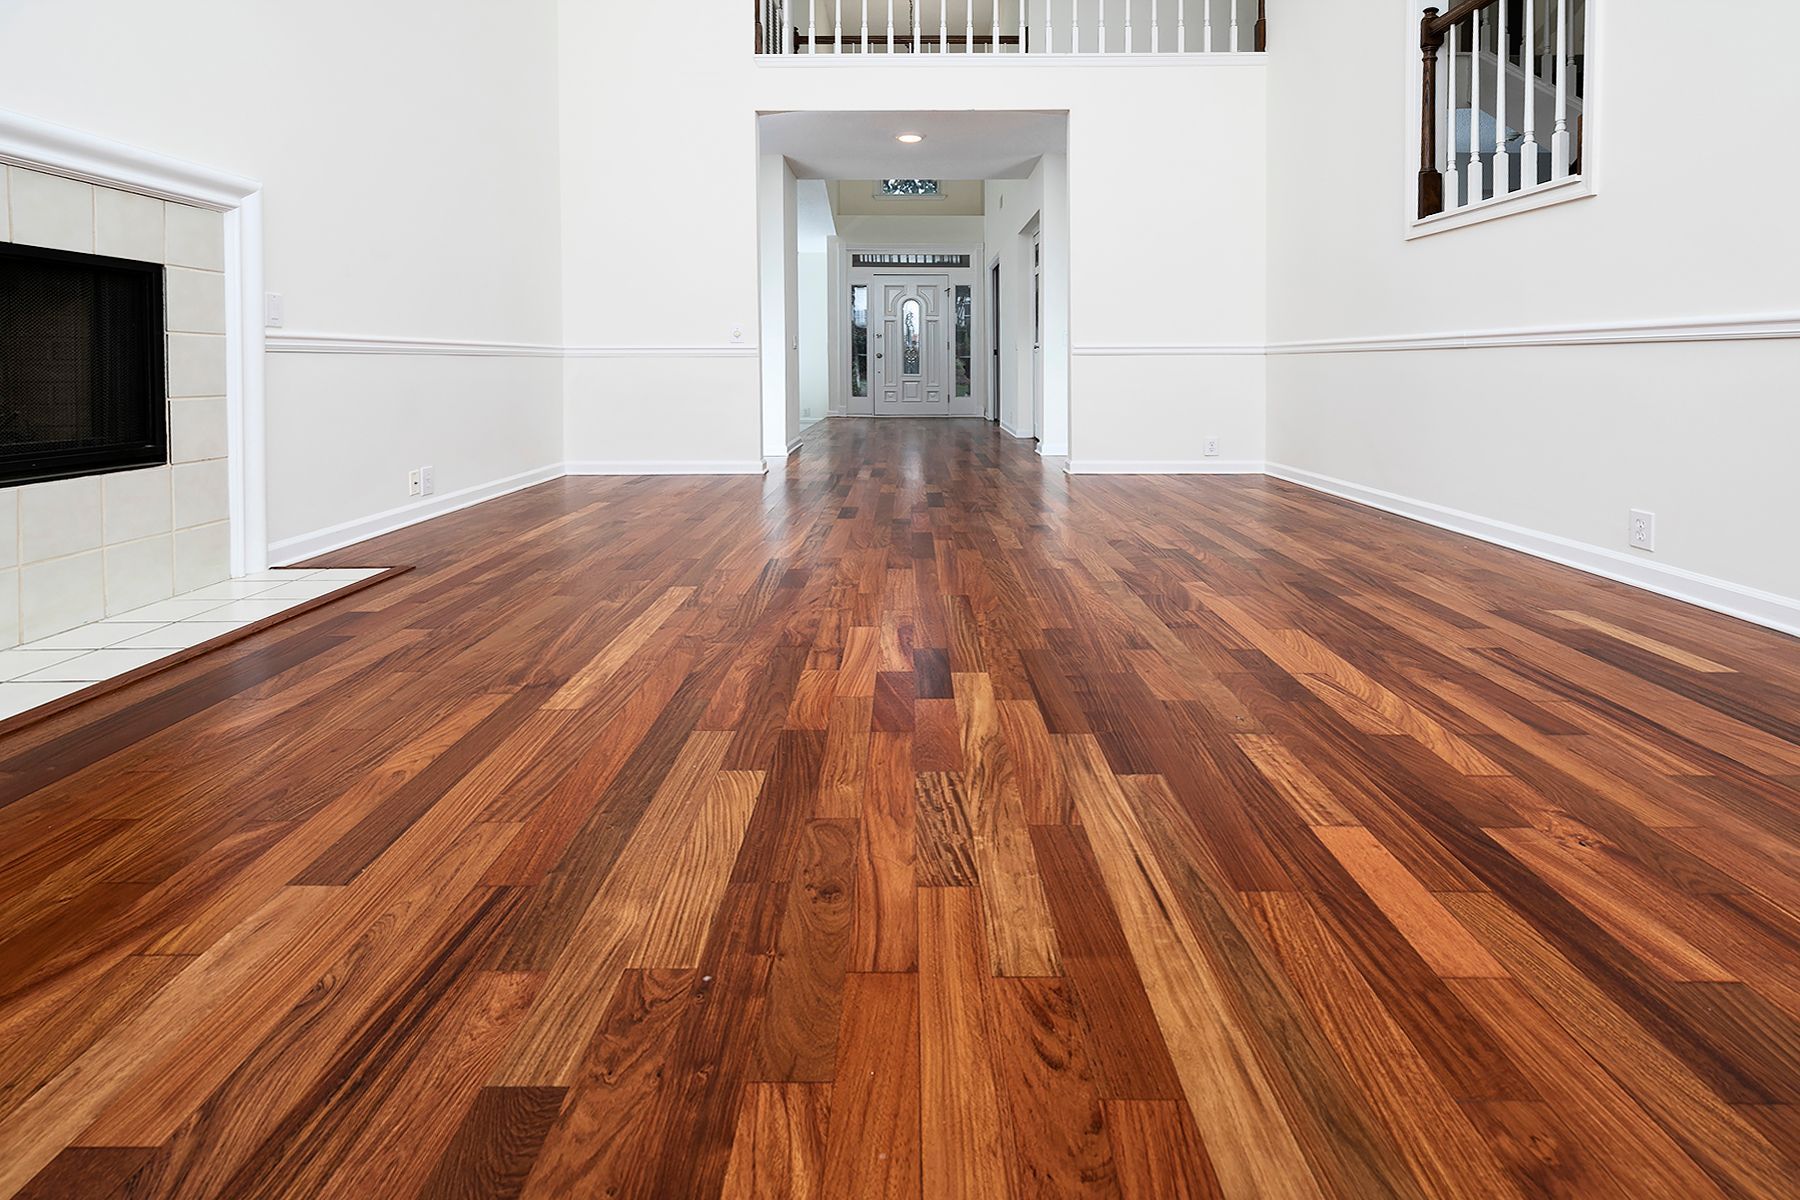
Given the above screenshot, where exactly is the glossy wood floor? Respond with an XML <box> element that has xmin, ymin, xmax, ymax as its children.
<box><xmin>2</xmin><ymin>419</ymin><xmax>1798</xmax><ymax>1199</ymax></box>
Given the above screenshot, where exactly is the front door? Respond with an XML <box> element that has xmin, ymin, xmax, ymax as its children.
<box><xmin>873</xmin><ymin>275</ymin><xmax>950</xmax><ymax>417</ymax></box>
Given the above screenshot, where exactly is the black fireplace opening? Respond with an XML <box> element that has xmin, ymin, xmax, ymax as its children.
<box><xmin>0</xmin><ymin>241</ymin><xmax>167</xmax><ymax>487</ymax></box>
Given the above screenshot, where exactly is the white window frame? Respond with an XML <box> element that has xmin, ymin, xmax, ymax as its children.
<box><xmin>1403</xmin><ymin>0</ymin><xmax>1601</xmax><ymax>240</ymax></box>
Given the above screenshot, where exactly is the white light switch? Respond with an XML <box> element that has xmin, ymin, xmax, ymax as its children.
<box><xmin>264</xmin><ymin>292</ymin><xmax>285</xmax><ymax>327</ymax></box>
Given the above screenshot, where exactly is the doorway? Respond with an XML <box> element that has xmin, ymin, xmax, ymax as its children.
<box><xmin>871</xmin><ymin>274</ymin><xmax>950</xmax><ymax>417</ymax></box>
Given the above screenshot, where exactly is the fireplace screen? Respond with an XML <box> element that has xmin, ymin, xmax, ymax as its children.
<box><xmin>0</xmin><ymin>242</ymin><xmax>167</xmax><ymax>486</ymax></box>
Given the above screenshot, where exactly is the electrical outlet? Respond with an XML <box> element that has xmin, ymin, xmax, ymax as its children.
<box><xmin>1203</xmin><ymin>436</ymin><xmax>1221</xmax><ymax>458</ymax></box>
<box><xmin>420</xmin><ymin>465</ymin><xmax>435</xmax><ymax>496</ymax></box>
<box><xmin>1629</xmin><ymin>509</ymin><xmax>1656</xmax><ymax>552</ymax></box>
<box><xmin>264</xmin><ymin>292</ymin><xmax>285</xmax><ymax>328</ymax></box>
<box><xmin>408</xmin><ymin>468</ymin><xmax>422</xmax><ymax>497</ymax></box>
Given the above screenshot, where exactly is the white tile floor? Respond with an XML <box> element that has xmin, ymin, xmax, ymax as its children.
<box><xmin>0</xmin><ymin>567</ymin><xmax>387</xmax><ymax>722</ymax></box>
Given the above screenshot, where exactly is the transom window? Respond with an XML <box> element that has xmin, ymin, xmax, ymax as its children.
<box><xmin>880</xmin><ymin>179</ymin><xmax>940</xmax><ymax>197</ymax></box>
<box><xmin>852</xmin><ymin>252</ymin><xmax>970</xmax><ymax>268</ymax></box>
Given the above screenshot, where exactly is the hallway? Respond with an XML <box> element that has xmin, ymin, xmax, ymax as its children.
<box><xmin>0</xmin><ymin>417</ymin><xmax>1796</xmax><ymax>1197</ymax></box>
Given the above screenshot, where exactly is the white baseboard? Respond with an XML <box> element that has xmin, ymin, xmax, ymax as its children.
<box><xmin>999</xmin><ymin>420</ymin><xmax>1031</xmax><ymax>440</ymax></box>
<box><xmin>565</xmin><ymin>460</ymin><xmax>768</xmax><ymax>475</ymax></box>
<box><xmin>1068</xmin><ymin>459</ymin><xmax>1266</xmax><ymax>475</ymax></box>
<box><xmin>268</xmin><ymin>463</ymin><xmax>564</xmax><ymax>565</ymax></box>
<box><xmin>1266</xmin><ymin>463</ymin><xmax>1800</xmax><ymax>639</ymax></box>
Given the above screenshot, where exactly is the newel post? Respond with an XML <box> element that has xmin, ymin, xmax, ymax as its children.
<box><xmin>1418</xmin><ymin>8</ymin><xmax>1446</xmax><ymax>218</ymax></box>
<box><xmin>1255</xmin><ymin>0</ymin><xmax>1267</xmax><ymax>51</ymax></box>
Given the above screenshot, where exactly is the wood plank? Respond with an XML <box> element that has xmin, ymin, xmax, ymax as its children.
<box><xmin>819</xmin><ymin>973</ymin><xmax>921</xmax><ymax>1200</ymax></box>
<box><xmin>1312</xmin><ymin>826</ymin><xmax>1508</xmax><ymax>979</ymax></box>
<box><xmin>721</xmin><ymin>1083</ymin><xmax>831</xmax><ymax>1200</ymax></box>
<box><xmin>852</xmin><ymin>732</ymin><xmax>917</xmax><ymax>973</ymax></box>
<box><xmin>918</xmin><ymin>888</ymin><xmax>1013</xmax><ymax>1200</ymax></box>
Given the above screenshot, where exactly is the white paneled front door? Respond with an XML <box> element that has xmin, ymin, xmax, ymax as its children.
<box><xmin>873</xmin><ymin>275</ymin><xmax>950</xmax><ymax>417</ymax></box>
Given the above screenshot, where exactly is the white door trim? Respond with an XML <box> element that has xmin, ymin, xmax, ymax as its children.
<box><xmin>0</xmin><ymin>108</ymin><xmax>268</xmax><ymax>574</ymax></box>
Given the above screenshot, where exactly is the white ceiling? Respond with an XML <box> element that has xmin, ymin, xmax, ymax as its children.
<box><xmin>758</xmin><ymin>110</ymin><xmax>1066</xmax><ymax>181</ymax></box>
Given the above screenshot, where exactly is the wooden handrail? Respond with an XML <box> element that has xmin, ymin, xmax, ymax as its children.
<box><xmin>1423</xmin><ymin>0</ymin><xmax>1493</xmax><ymax>38</ymax></box>
<box><xmin>1256</xmin><ymin>1</ymin><xmax>1268</xmax><ymax>52</ymax></box>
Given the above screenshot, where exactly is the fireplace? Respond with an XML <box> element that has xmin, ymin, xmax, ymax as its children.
<box><xmin>0</xmin><ymin>242</ymin><xmax>167</xmax><ymax>487</ymax></box>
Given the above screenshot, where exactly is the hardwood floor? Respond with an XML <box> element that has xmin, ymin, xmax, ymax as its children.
<box><xmin>1</xmin><ymin>417</ymin><xmax>1797</xmax><ymax>1198</ymax></box>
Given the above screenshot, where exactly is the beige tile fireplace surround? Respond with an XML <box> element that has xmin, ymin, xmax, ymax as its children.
<box><xmin>2</xmin><ymin>164</ymin><xmax>233</xmax><ymax>648</ymax></box>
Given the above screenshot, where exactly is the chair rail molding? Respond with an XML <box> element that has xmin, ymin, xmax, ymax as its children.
<box><xmin>0</xmin><ymin>107</ymin><xmax>268</xmax><ymax>574</ymax></box>
<box><xmin>267</xmin><ymin>332</ymin><xmax>564</xmax><ymax>358</ymax></box>
<box><xmin>1268</xmin><ymin>312</ymin><xmax>1800</xmax><ymax>354</ymax></box>
<box><xmin>564</xmin><ymin>345</ymin><xmax>761</xmax><ymax>358</ymax></box>
<box><xmin>1072</xmin><ymin>343</ymin><xmax>1266</xmax><ymax>356</ymax></box>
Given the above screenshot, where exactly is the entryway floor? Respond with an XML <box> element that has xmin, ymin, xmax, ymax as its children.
<box><xmin>0</xmin><ymin>568</ymin><xmax>388</xmax><ymax>720</ymax></box>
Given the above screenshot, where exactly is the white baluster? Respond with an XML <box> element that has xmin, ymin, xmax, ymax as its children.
<box><xmin>913</xmin><ymin>0</ymin><xmax>921</xmax><ymax>53</ymax></box>
<box><xmin>862</xmin><ymin>0</ymin><xmax>870</xmax><ymax>51</ymax></box>
<box><xmin>1178</xmin><ymin>0</ymin><xmax>1186</xmax><ymax>53</ymax></box>
<box><xmin>991</xmin><ymin>0</ymin><xmax>999</xmax><ymax>52</ymax></box>
<box><xmin>940</xmin><ymin>0</ymin><xmax>948</xmax><ymax>52</ymax></box>
<box><xmin>1203</xmin><ymin>0</ymin><xmax>1211</xmax><ymax>51</ymax></box>
<box><xmin>1070</xmin><ymin>0</ymin><xmax>1079</xmax><ymax>54</ymax></box>
<box><xmin>887</xmin><ymin>0</ymin><xmax>895</xmax><ymax>51</ymax></box>
<box><xmin>1552</xmin><ymin>0</ymin><xmax>1571</xmax><ymax>178</ymax></box>
<box><xmin>1493</xmin><ymin>0</ymin><xmax>1510</xmax><ymax>194</ymax></box>
<box><xmin>1466</xmin><ymin>7</ymin><xmax>1484</xmax><ymax>201</ymax></box>
<box><xmin>809</xmin><ymin>0</ymin><xmax>816</xmax><ymax>53</ymax></box>
<box><xmin>966</xmin><ymin>0</ymin><xmax>974</xmax><ymax>52</ymax></box>
<box><xmin>1521</xmin><ymin>0</ymin><xmax>1540</xmax><ymax>183</ymax></box>
<box><xmin>1126</xmin><ymin>1</ymin><xmax>1134</xmax><ymax>53</ymax></box>
<box><xmin>1152</xmin><ymin>0</ymin><xmax>1160</xmax><ymax>53</ymax></box>
<box><xmin>1098</xmin><ymin>0</ymin><xmax>1106</xmax><ymax>52</ymax></box>
<box><xmin>1444</xmin><ymin>21</ymin><xmax>1461</xmax><ymax>209</ymax></box>
<box><xmin>1229</xmin><ymin>0</ymin><xmax>1239</xmax><ymax>52</ymax></box>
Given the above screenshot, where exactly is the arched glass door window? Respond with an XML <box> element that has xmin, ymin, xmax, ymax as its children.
<box><xmin>900</xmin><ymin>298</ymin><xmax>921</xmax><ymax>375</ymax></box>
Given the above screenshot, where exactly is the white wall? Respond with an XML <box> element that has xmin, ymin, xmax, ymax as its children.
<box><xmin>557</xmin><ymin>2</ymin><xmax>1269</xmax><ymax>470</ymax></box>
<box><xmin>834</xmin><ymin>214</ymin><xmax>988</xmax><ymax>246</ymax></box>
<box><xmin>758</xmin><ymin>153</ymin><xmax>801</xmax><ymax>457</ymax></box>
<box><xmin>798</xmin><ymin>251</ymin><xmax>829</xmax><ymax>424</ymax></box>
<box><xmin>985</xmin><ymin>169</ymin><xmax>1045</xmax><ymax>438</ymax></box>
<box><xmin>1267</xmin><ymin>0</ymin><xmax>1800</xmax><ymax>620</ymax></box>
<box><xmin>0</xmin><ymin>0</ymin><xmax>565</xmax><ymax>559</ymax></box>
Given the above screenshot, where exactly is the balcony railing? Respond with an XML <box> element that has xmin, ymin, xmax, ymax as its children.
<box><xmin>757</xmin><ymin>0</ymin><xmax>1266</xmax><ymax>56</ymax></box>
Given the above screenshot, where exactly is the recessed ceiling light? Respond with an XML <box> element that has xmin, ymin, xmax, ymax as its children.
<box><xmin>895</xmin><ymin>133</ymin><xmax>925</xmax><ymax>144</ymax></box>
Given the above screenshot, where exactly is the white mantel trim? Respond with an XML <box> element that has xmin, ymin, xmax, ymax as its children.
<box><xmin>1</xmin><ymin>108</ymin><xmax>268</xmax><ymax>574</ymax></box>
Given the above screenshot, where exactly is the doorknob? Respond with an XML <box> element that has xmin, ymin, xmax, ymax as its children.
<box><xmin>876</xmin><ymin>352</ymin><xmax>883</xmax><ymax>359</ymax></box>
